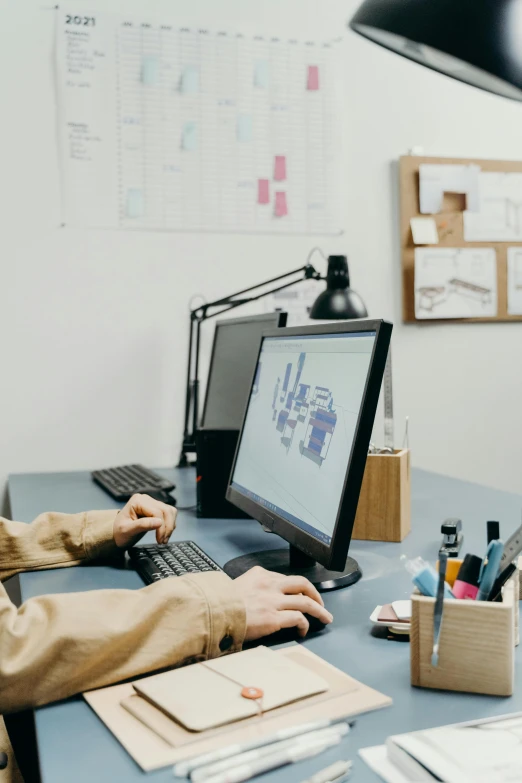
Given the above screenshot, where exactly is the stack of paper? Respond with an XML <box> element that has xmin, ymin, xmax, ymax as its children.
<box><xmin>360</xmin><ymin>712</ymin><xmax>522</xmax><ymax>782</ymax></box>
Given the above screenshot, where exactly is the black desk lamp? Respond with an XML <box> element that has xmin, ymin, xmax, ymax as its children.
<box><xmin>310</xmin><ymin>254</ymin><xmax>367</xmax><ymax>319</ymax></box>
<box><xmin>178</xmin><ymin>250</ymin><xmax>367</xmax><ymax>467</ymax></box>
<box><xmin>349</xmin><ymin>0</ymin><xmax>522</xmax><ymax>102</ymax></box>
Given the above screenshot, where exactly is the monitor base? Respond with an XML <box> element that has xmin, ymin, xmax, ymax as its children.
<box><xmin>224</xmin><ymin>546</ymin><xmax>362</xmax><ymax>592</ymax></box>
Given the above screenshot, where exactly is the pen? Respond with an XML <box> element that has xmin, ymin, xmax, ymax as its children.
<box><xmin>431</xmin><ymin>551</ymin><xmax>447</xmax><ymax>667</ymax></box>
<box><xmin>190</xmin><ymin>725</ymin><xmax>349</xmax><ymax>782</ymax></box>
<box><xmin>192</xmin><ymin>735</ymin><xmax>343</xmax><ymax>783</ymax></box>
<box><xmin>488</xmin><ymin>562</ymin><xmax>516</xmax><ymax>602</ymax></box>
<box><xmin>487</xmin><ymin>520</ymin><xmax>500</xmax><ymax>545</ymax></box>
<box><xmin>301</xmin><ymin>759</ymin><xmax>353</xmax><ymax>783</ymax></box>
<box><xmin>174</xmin><ymin>717</ymin><xmax>356</xmax><ymax>776</ymax></box>
<box><xmin>476</xmin><ymin>539</ymin><xmax>504</xmax><ymax>601</ymax></box>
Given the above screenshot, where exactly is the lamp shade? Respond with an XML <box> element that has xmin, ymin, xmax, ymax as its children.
<box><xmin>349</xmin><ymin>0</ymin><xmax>522</xmax><ymax>102</ymax></box>
<box><xmin>310</xmin><ymin>255</ymin><xmax>368</xmax><ymax>320</ymax></box>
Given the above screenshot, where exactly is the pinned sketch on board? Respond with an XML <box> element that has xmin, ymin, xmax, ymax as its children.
<box><xmin>507</xmin><ymin>247</ymin><xmax>522</xmax><ymax>315</ymax></box>
<box><xmin>464</xmin><ymin>173</ymin><xmax>522</xmax><ymax>241</ymax></box>
<box><xmin>55</xmin><ymin>7</ymin><xmax>341</xmax><ymax>234</ymax></box>
<box><xmin>419</xmin><ymin>164</ymin><xmax>480</xmax><ymax>214</ymax></box>
<box><xmin>414</xmin><ymin>248</ymin><xmax>497</xmax><ymax>319</ymax></box>
<box><xmin>400</xmin><ymin>155</ymin><xmax>522</xmax><ymax>323</ymax></box>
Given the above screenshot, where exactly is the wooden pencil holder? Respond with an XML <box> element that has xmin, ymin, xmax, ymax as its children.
<box><xmin>351</xmin><ymin>449</ymin><xmax>411</xmax><ymax>542</ymax></box>
<box><xmin>410</xmin><ymin>562</ymin><xmax>518</xmax><ymax>697</ymax></box>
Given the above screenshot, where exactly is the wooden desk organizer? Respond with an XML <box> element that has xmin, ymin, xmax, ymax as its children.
<box><xmin>352</xmin><ymin>449</ymin><xmax>411</xmax><ymax>542</ymax></box>
<box><xmin>411</xmin><ymin>563</ymin><xmax>519</xmax><ymax>697</ymax></box>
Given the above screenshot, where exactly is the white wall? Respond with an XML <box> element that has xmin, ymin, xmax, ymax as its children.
<box><xmin>1</xmin><ymin>0</ymin><xmax>521</xmax><ymax>511</ymax></box>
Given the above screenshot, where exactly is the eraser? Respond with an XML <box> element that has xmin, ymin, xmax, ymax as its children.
<box><xmin>392</xmin><ymin>600</ymin><xmax>412</xmax><ymax>620</ymax></box>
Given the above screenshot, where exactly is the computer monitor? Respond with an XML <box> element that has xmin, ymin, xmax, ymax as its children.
<box><xmin>225</xmin><ymin>319</ymin><xmax>392</xmax><ymax>591</ymax></box>
<box><xmin>201</xmin><ymin>312</ymin><xmax>287</xmax><ymax>430</ymax></box>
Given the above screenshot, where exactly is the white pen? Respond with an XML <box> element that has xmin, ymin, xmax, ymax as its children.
<box><xmin>174</xmin><ymin>717</ymin><xmax>354</xmax><ymax>777</ymax></box>
<box><xmin>194</xmin><ymin>735</ymin><xmax>343</xmax><ymax>783</ymax></box>
<box><xmin>190</xmin><ymin>725</ymin><xmax>349</xmax><ymax>783</ymax></box>
<box><xmin>301</xmin><ymin>759</ymin><xmax>353</xmax><ymax>783</ymax></box>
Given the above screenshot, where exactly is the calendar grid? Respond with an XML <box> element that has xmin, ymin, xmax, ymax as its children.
<box><xmin>57</xmin><ymin>11</ymin><xmax>341</xmax><ymax>234</ymax></box>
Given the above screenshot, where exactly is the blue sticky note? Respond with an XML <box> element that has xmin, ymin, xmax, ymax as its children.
<box><xmin>126</xmin><ymin>189</ymin><xmax>144</xmax><ymax>218</ymax></box>
<box><xmin>182</xmin><ymin>122</ymin><xmax>198</xmax><ymax>151</ymax></box>
<box><xmin>237</xmin><ymin>114</ymin><xmax>253</xmax><ymax>142</ymax></box>
<box><xmin>141</xmin><ymin>56</ymin><xmax>159</xmax><ymax>86</ymax></box>
<box><xmin>181</xmin><ymin>65</ymin><xmax>199</xmax><ymax>94</ymax></box>
<box><xmin>254</xmin><ymin>60</ymin><xmax>269</xmax><ymax>89</ymax></box>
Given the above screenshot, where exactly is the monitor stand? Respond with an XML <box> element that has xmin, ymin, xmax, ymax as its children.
<box><xmin>224</xmin><ymin>545</ymin><xmax>362</xmax><ymax>592</ymax></box>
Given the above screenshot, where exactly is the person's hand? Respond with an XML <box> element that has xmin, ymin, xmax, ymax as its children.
<box><xmin>113</xmin><ymin>494</ymin><xmax>177</xmax><ymax>549</ymax></box>
<box><xmin>234</xmin><ymin>566</ymin><xmax>333</xmax><ymax>640</ymax></box>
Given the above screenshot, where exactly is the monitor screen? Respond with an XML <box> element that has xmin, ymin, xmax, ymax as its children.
<box><xmin>201</xmin><ymin>313</ymin><xmax>286</xmax><ymax>430</ymax></box>
<box><xmin>229</xmin><ymin>330</ymin><xmax>377</xmax><ymax>545</ymax></box>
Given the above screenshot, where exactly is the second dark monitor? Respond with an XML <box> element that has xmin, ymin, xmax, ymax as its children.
<box><xmin>197</xmin><ymin>311</ymin><xmax>287</xmax><ymax>519</ymax></box>
<box><xmin>201</xmin><ymin>312</ymin><xmax>287</xmax><ymax>430</ymax></box>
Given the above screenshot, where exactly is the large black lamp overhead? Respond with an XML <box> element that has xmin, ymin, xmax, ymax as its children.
<box><xmin>349</xmin><ymin>0</ymin><xmax>522</xmax><ymax>102</ymax></box>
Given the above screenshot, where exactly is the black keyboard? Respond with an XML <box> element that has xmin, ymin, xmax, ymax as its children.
<box><xmin>129</xmin><ymin>541</ymin><xmax>223</xmax><ymax>584</ymax></box>
<box><xmin>91</xmin><ymin>464</ymin><xmax>176</xmax><ymax>502</ymax></box>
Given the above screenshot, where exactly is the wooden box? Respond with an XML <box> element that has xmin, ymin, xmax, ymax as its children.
<box><xmin>352</xmin><ymin>449</ymin><xmax>411</xmax><ymax>542</ymax></box>
<box><xmin>410</xmin><ymin>571</ymin><xmax>517</xmax><ymax>697</ymax></box>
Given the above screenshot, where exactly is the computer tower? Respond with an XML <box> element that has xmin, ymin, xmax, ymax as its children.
<box><xmin>196</xmin><ymin>429</ymin><xmax>251</xmax><ymax>519</ymax></box>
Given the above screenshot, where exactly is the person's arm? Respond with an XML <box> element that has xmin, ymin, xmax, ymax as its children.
<box><xmin>0</xmin><ymin>498</ymin><xmax>331</xmax><ymax>713</ymax></box>
<box><xmin>0</xmin><ymin>510</ymin><xmax>120</xmax><ymax>581</ymax></box>
<box><xmin>0</xmin><ymin>493</ymin><xmax>176</xmax><ymax>581</ymax></box>
<box><xmin>0</xmin><ymin>496</ymin><xmax>234</xmax><ymax>713</ymax></box>
<box><xmin>0</xmin><ymin>570</ymin><xmax>245</xmax><ymax>713</ymax></box>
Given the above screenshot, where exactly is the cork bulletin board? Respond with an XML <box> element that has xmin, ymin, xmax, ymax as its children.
<box><xmin>400</xmin><ymin>154</ymin><xmax>522</xmax><ymax>323</ymax></box>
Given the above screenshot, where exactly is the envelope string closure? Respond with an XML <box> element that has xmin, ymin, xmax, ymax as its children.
<box><xmin>200</xmin><ymin>662</ymin><xmax>265</xmax><ymax>715</ymax></box>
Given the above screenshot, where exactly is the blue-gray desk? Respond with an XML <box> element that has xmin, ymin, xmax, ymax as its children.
<box><xmin>7</xmin><ymin>468</ymin><xmax>522</xmax><ymax>783</ymax></box>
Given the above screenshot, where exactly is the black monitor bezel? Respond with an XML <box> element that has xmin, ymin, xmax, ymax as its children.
<box><xmin>200</xmin><ymin>311</ymin><xmax>288</xmax><ymax>430</ymax></box>
<box><xmin>226</xmin><ymin>318</ymin><xmax>392</xmax><ymax>571</ymax></box>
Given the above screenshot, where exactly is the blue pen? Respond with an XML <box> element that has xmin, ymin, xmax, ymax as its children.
<box><xmin>476</xmin><ymin>540</ymin><xmax>504</xmax><ymax>601</ymax></box>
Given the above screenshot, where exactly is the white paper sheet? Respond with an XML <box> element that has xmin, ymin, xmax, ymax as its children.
<box><xmin>507</xmin><ymin>247</ymin><xmax>522</xmax><ymax>314</ymax></box>
<box><xmin>359</xmin><ymin>745</ymin><xmax>410</xmax><ymax>783</ymax></box>
<box><xmin>419</xmin><ymin>164</ymin><xmax>480</xmax><ymax>214</ymax></box>
<box><xmin>414</xmin><ymin>247</ymin><xmax>497</xmax><ymax>319</ymax></box>
<box><xmin>55</xmin><ymin>7</ymin><xmax>341</xmax><ymax>234</ymax></box>
<box><xmin>360</xmin><ymin>714</ymin><xmax>522</xmax><ymax>783</ymax></box>
<box><xmin>410</xmin><ymin>217</ymin><xmax>439</xmax><ymax>244</ymax></box>
<box><xmin>464</xmin><ymin>172</ymin><xmax>522</xmax><ymax>241</ymax></box>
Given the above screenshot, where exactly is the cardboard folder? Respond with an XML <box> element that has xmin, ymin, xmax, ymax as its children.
<box><xmin>84</xmin><ymin>645</ymin><xmax>392</xmax><ymax>772</ymax></box>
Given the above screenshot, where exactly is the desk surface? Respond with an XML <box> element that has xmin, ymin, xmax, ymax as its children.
<box><xmin>7</xmin><ymin>468</ymin><xmax>522</xmax><ymax>783</ymax></box>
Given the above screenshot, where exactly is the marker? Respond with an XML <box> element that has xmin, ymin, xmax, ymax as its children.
<box><xmin>174</xmin><ymin>717</ymin><xmax>355</xmax><ymax>777</ymax></box>
<box><xmin>476</xmin><ymin>539</ymin><xmax>504</xmax><ymax>601</ymax></box>
<box><xmin>402</xmin><ymin>556</ymin><xmax>454</xmax><ymax>599</ymax></box>
<box><xmin>301</xmin><ymin>759</ymin><xmax>353</xmax><ymax>783</ymax></box>
<box><xmin>453</xmin><ymin>554</ymin><xmax>481</xmax><ymax>600</ymax></box>
<box><xmin>193</xmin><ymin>735</ymin><xmax>344</xmax><ymax>783</ymax></box>
<box><xmin>190</xmin><ymin>725</ymin><xmax>349</xmax><ymax>782</ymax></box>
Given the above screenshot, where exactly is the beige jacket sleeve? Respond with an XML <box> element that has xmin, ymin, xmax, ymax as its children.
<box><xmin>0</xmin><ymin>511</ymin><xmax>246</xmax><ymax>714</ymax></box>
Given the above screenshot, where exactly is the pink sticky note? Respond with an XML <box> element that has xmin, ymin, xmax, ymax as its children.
<box><xmin>258</xmin><ymin>179</ymin><xmax>270</xmax><ymax>204</ymax></box>
<box><xmin>275</xmin><ymin>191</ymin><xmax>288</xmax><ymax>217</ymax></box>
<box><xmin>307</xmin><ymin>65</ymin><xmax>320</xmax><ymax>91</ymax></box>
<box><xmin>274</xmin><ymin>155</ymin><xmax>287</xmax><ymax>181</ymax></box>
